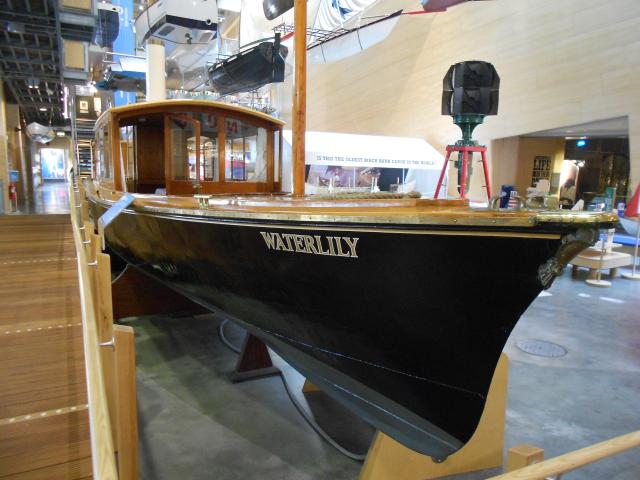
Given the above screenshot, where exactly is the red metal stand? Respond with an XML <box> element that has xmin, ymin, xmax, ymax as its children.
<box><xmin>434</xmin><ymin>145</ymin><xmax>492</xmax><ymax>200</ymax></box>
<box><xmin>229</xmin><ymin>334</ymin><xmax>280</xmax><ymax>382</ymax></box>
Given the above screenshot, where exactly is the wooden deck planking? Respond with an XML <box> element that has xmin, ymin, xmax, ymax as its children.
<box><xmin>0</xmin><ymin>214</ymin><xmax>91</xmax><ymax>479</ymax></box>
<box><xmin>0</xmin><ymin>411</ymin><xmax>91</xmax><ymax>477</ymax></box>
<box><xmin>0</xmin><ymin>457</ymin><xmax>92</xmax><ymax>480</ymax></box>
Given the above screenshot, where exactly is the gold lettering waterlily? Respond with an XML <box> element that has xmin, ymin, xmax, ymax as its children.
<box><xmin>260</xmin><ymin>232</ymin><xmax>359</xmax><ymax>258</ymax></box>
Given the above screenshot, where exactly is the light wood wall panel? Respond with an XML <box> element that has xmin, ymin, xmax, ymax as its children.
<box><xmin>295</xmin><ymin>0</ymin><xmax>640</xmax><ymax>200</ymax></box>
<box><xmin>0</xmin><ymin>83</ymin><xmax>10</xmax><ymax>213</ymax></box>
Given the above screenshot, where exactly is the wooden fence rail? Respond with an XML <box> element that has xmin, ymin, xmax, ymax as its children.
<box><xmin>68</xmin><ymin>176</ymin><xmax>119</xmax><ymax>479</ymax></box>
<box><xmin>490</xmin><ymin>431</ymin><xmax>640</xmax><ymax>479</ymax></box>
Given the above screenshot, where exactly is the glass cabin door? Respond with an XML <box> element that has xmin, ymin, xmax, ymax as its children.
<box><xmin>165</xmin><ymin>114</ymin><xmax>202</xmax><ymax>194</ymax></box>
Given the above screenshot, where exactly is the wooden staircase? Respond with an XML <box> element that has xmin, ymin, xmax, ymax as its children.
<box><xmin>0</xmin><ymin>214</ymin><xmax>92</xmax><ymax>479</ymax></box>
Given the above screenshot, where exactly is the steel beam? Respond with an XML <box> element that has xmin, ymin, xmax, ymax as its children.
<box><xmin>2</xmin><ymin>57</ymin><xmax>57</xmax><ymax>66</ymax></box>
<box><xmin>0</xmin><ymin>41</ymin><xmax>58</xmax><ymax>55</ymax></box>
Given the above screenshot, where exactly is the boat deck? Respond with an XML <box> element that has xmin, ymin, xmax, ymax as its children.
<box><xmin>92</xmin><ymin>188</ymin><xmax>617</xmax><ymax>229</ymax></box>
<box><xmin>0</xmin><ymin>214</ymin><xmax>91</xmax><ymax>479</ymax></box>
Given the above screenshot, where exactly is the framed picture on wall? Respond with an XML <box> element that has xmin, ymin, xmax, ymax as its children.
<box><xmin>531</xmin><ymin>155</ymin><xmax>551</xmax><ymax>186</ymax></box>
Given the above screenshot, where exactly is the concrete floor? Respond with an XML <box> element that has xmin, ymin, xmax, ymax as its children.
<box><xmin>124</xmin><ymin>262</ymin><xmax>640</xmax><ymax>480</ymax></box>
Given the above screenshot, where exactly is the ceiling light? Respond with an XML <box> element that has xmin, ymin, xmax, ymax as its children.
<box><xmin>56</xmin><ymin>131</ymin><xmax>66</xmax><ymax>137</ymax></box>
<box><xmin>39</xmin><ymin>107</ymin><xmax>47</xmax><ymax>111</ymax></box>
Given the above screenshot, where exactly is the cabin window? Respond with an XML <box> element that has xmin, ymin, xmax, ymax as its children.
<box><xmin>169</xmin><ymin>115</ymin><xmax>199</xmax><ymax>182</ymax></box>
<box><xmin>119</xmin><ymin>125</ymin><xmax>136</xmax><ymax>187</ymax></box>
<box><xmin>197</xmin><ymin>113</ymin><xmax>219</xmax><ymax>181</ymax></box>
<box><xmin>274</xmin><ymin>130</ymin><xmax>281</xmax><ymax>183</ymax></box>
<box><xmin>167</xmin><ymin>112</ymin><xmax>220</xmax><ymax>184</ymax></box>
<box><xmin>98</xmin><ymin>125</ymin><xmax>112</xmax><ymax>180</ymax></box>
<box><xmin>224</xmin><ymin>118</ymin><xmax>267</xmax><ymax>182</ymax></box>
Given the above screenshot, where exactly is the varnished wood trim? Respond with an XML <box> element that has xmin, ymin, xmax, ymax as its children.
<box><xmin>267</xmin><ymin>128</ymin><xmax>274</xmax><ymax>185</ymax></box>
<box><xmin>163</xmin><ymin>114</ymin><xmax>172</xmax><ymax>194</ymax></box>
<box><xmin>97</xmin><ymin>99</ymin><xmax>286</xmax><ymax>128</ymax></box>
<box><xmin>111</xmin><ymin>118</ymin><xmax>123</xmax><ymax>191</ymax></box>
<box><xmin>292</xmin><ymin>0</ymin><xmax>307</xmax><ymax>197</ymax></box>
<box><xmin>101</xmin><ymin>204</ymin><xmax>562</xmax><ymax>239</ymax></box>
<box><xmin>278</xmin><ymin>127</ymin><xmax>283</xmax><ymax>184</ymax></box>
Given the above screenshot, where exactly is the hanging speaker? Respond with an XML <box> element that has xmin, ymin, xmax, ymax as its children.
<box><xmin>442</xmin><ymin>61</ymin><xmax>499</xmax><ymax>115</ymax></box>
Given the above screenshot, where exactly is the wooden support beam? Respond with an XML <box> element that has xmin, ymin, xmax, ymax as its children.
<box><xmin>229</xmin><ymin>334</ymin><xmax>280</xmax><ymax>383</ymax></box>
<box><xmin>359</xmin><ymin>353</ymin><xmax>509</xmax><ymax>480</ymax></box>
<box><xmin>81</xmin><ymin>199</ymin><xmax>90</xmax><ymax>224</ymax></box>
<box><xmin>92</xmin><ymin>240</ymin><xmax>117</xmax><ymax>448</ymax></box>
<box><xmin>506</xmin><ymin>445</ymin><xmax>544</xmax><ymax>472</ymax></box>
<box><xmin>83</xmin><ymin>220</ymin><xmax>93</xmax><ymax>239</ymax></box>
<box><xmin>114</xmin><ymin>324</ymin><xmax>139</xmax><ymax>480</ymax></box>
<box><xmin>302</xmin><ymin>379</ymin><xmax>321</xmax><ymax>393</ymax></box>
<box><xmin>302</xmin><ymin>378</ymin><xmax>322</xmax><ymax>393</ymax></box>
<box><xmin>96</xmin><ymin>252</ymin><xmax>114</xmax><ymax>343</ymax></box>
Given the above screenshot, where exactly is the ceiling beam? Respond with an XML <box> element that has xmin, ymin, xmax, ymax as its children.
<box><xmin>21</xmin><ymin>103</ymin><xmax>63</xmax><ymax>110</ymax></box>
<box><xmin>0</xmin><ymin>11</ymin><xmax>53</xmax><ymax>22</ymax></box>
<box><xmin>2</xmin><ymin>57</ymin><xmax>57</xmax><ymax>67</ymax></box>
<box><xmin>0</xmin><ymin>70</ymin><xmax>60</xmax><ymax>81</ymax></box>
<box><xmin>0</xmin><ymin>41</ymin><xmax>59</xmax><ymax>55</ymax></box>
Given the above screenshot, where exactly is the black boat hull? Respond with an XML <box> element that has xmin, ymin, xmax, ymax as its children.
<box><xmin>208</xmin><ymin>41</ymin><xmax>288</xmax><ymax>96</ymax></box>
<box><xmin>91</xmin><ymin>200</ymin><xmax>590</xmax><ymax>458</ymax></box>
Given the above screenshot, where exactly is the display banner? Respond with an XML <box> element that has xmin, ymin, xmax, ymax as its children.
<box><xmin>282</xmin><ymin>130</ymin><xmax>443</xmax><ymax>170</ymax></box>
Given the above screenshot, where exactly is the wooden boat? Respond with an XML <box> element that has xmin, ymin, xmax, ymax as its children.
<box><xmin>85</xmin><ymin>98</ymin><xmax>616</xmax><ymax>460</ymax></box>
<box><xmin>83</xmin><ymin>0</ymin><xmax>617</xmax><ymax>462</ymax></box>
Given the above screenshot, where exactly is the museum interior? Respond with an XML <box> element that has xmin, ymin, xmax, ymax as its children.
<box><xmin>1</xmin><ymin>0</ymin><xmax>639</xmax><ymax>479</ymax></box>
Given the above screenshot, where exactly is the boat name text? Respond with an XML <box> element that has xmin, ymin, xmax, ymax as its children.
<box><xmin>260</xmin><ymin>232</ymin><xmax>359</xmax><ymax>258</ymax></box>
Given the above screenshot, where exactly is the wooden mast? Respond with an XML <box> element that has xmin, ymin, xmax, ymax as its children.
<box><xmin>292</xmin><ymin>0</ymin><xmax>307</xmax><ymax>196</ymax></box>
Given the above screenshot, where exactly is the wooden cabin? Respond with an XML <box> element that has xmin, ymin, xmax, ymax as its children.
<box><xmin>93</xmin><ymin>100</ymin><xmax>286</xmax><ymax>195</ymax></box>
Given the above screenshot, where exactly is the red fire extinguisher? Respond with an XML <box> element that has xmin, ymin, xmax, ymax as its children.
<box><xmin>8</xmin><ymin>183</ymin><xmax>17</xmax><ymax>201</ymax></box>
<box><xmin>8</xmin><ymin>183</ymin><xmax>17</xmax><ymax>211</ymax></box>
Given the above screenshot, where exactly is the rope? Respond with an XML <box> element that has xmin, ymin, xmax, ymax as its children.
<box><xmin>217</xmin><ymin>319</ymin><xmax>367</xmax><ymax>461</ymax></box>
<box><xmin>314</xmin><ymin>191</ymin><xmax>421</xmax><ymax>200</ymax></box>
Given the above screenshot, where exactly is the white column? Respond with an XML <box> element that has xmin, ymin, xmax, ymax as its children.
<box><xmin>145</xmin><ymin>41</ymin><xmax>166</xmax><ymax>102</ymax></box>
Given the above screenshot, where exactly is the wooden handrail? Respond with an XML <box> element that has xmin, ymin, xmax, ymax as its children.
<box><xmin>489</xmin><ymin>430</ymin><xmax>640</xmax><ymax>479</ymax></box>
<box><xmin>68</xmin><ymin>177</ymin><xmax>119</xmax><ymax>480</ymax></box>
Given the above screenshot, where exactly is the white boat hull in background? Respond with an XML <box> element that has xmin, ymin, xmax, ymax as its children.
<box><xmin>620</xmin><ymin>217</ymin><xmax>639</xmax><ymax>237</ymax></box>
<box><xmin>308</xmin><ymin>12</ymin><xmax>402</xmax><ymax>64</ymax></box>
